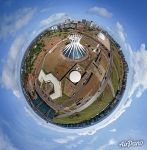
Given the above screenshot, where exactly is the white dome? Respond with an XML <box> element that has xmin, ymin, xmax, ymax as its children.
<box><xmin>69</xmin><ymin>71</ymin><xmax>81</xmax><ymax>83</ymax></box>
<box><xmin>98</xmin><ymin>32</ymin><xmax>105</xmax><ymax>40</ymax></box>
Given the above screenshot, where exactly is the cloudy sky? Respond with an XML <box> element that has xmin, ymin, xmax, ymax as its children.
<box><xmin>0</xmin><ymin>0</ymin><xmax>147</xmax><ymax>150</ymax></box>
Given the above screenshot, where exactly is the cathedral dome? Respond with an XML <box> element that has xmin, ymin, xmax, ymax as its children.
<box><xmin>63</xmin><ymin>34</ymin><xmax>86</xmax><ymax>60</ymax></box>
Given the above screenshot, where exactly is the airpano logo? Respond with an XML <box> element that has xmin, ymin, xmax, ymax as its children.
<box><xmin>119</xmin><ymin>139</ymin><xmax>144</xmax><ymax>148</ymax></box>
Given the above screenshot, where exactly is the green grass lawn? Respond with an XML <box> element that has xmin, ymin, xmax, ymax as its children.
<box><xmin>112</xmin><ymin>47</ymin><xmax>124</xmax><ymax>78</ymax></box>
<box><xmin>50</xmin><ymin>31</ymin><xmax>69</xmax><ymax>39</ymax></box>
<box><xmin>53</xmin><ymin>85</ymin><xmax>113</xmax><ymax>124</ymax></box>
<box><xmin>24</xmin><ymin>41</ymin><xmax>45</xmax><ymax>75</ymax></box>
<box><xmin>111</xmin><ymin>65</ymin><xmax>119</xmax><ymax>93</ymax></box>
<box><xmin>110</xmin><ymin>46</ymin><xmax>125</xmax><ymax>93</ymax></box>
<box><xmin>54</xmin><ymin>94</ymin><xmax>69</xmax><ymax>105</ymax></box>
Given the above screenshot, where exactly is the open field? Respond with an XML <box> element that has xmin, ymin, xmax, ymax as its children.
<box><xmin>110</xmin><ymin>45</ymin><xmax>124</xmax><ymax>94</ymax></box>
<box><xmin>53</xmin><ymin>84</ymin><xmax>113</xmax><ymax>124</ymax></box>
<box><xmin>80</xmin><ymin>36</ymin><xmax>97</xmax><ymax>48</ymax></box>
<box><xmin>112</xmin><ymin>46</ymin><xmax>124</xmax><ymax>78</ymax></box>
<box><xmin>111</xmin><ymin>65</ymin><xmax>119</xmax><ymax>93</ymax></box>
<box><xmin>54</xmin><ymin>94</ymin><xmax>70</xmax><ymax>105</ymax></box>
<box><xmin>99</xmin><ymin>53</ymin><xmax>108</xmax><ymax>70</ymax></box>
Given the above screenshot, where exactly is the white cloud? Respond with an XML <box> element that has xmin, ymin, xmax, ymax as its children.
<box><xmin>53</xmin><ymin>135</ymin><xmax>78</xmax><ymax>144</ymax></box>
<box><xmin>53</xmin><ymin>138</ymin><xmax>68</xmax><ymax>144</ymax></box>
<box><xmin>1</xmin><ymin>35</ymin><xmax>26</xmax><ymax>98</ymax></box>
<box><xmin>40</xmin><ymin>13</ymin><xmax>68</xmax><ymax>26</ymax></box>
<box><xmin>98</xmin><ymin>138</ymin><xmax>117</xmax><ymax>150</ymax></box>
<box><xmin>0</xmin><ymin>7</ymin><xmax>36</xmax><ymax>39</ymax></box>
<box><xmin>0</xmin><ymin>7</ymin><xmax>36</xmax><ymax>97</ymax></box>
<box><xmin>108</xmin><ymin>139</ymin><xmax>117</xmax><ymax>145</ymax></box>
<box><xmin>109</xmin><ymin>128</ymin><xmax>117</xmax><ymax>133</ymax></box>
<box><xmin>0</xmin><ymin>129</ymin><xmax>19</xmax><ymax>150</ymax></box>
<box><xmin>116</xmin><ymin>22</ymin><xmax>127</xmax><ymax>42</ymax></box>
<box><xmin>88</xmin><ymin>6</ymin><xmax>113</xmax><ymax>18</ymax></box>
<box><xmin>128</xmin><ymin>43</ymin><xmax>147</xmax><ymax>98</ymax></box>
<box><xmin>78</xmin><ymin>129</ymin><xmax>98</xmax><ymax>136</ymax></box>
<box><xmin>24</xmin><ymin>106</ymin><xmax>37</xmax><ymax>119</ymax></box>
<box><xmin>65</xmin><ymin>140</ymin><xmax>84</xmax><ymax>149</ymax></box>
<box><xmin>115</xmin><ymin>22</ymin><xmax>147</xmax><ymax>98</ymax></box>
<box><xmin>53</xmin><ymin>135</ymin><xmax>83</xmax><ymax>149</ymax></box>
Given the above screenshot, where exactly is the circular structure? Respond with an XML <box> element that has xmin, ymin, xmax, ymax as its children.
<box><xmin>63</xmin><ymin>34</ymin><xmax>86</xmax><ymax>60</ymax></box>
<box><xmin>21</xmin><ymin>19</ymin><xmax>128</xmax><ymax>128</ymax></box>
<box><xmin>98</xmin><ymin>32</ymin><xmax>106</xmax><ymax>40</ymax></box>
<box><xmin>69</xmin><ymin>71</ymin><xmax>81</xmax><ymax>83</ymax></box>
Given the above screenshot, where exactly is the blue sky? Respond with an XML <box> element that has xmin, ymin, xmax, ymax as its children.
<box><xmin>0</xmin><ymin>0</ymin><xmax>147</xmax><ymax>150</ymax></box>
